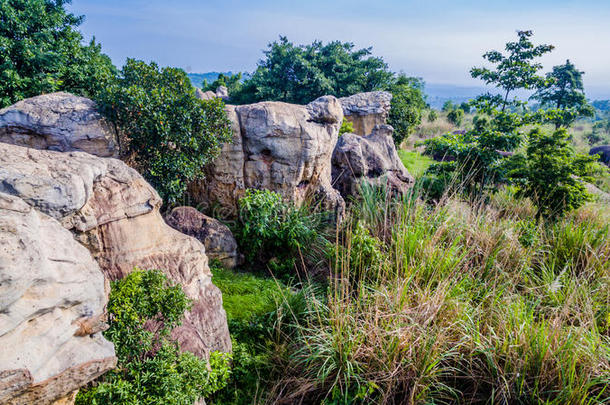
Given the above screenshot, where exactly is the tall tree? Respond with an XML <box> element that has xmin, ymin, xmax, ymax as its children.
<box><xmin>0</xmin><ymin>0</ymin><xmax>115</xmax><ymax>107</ymax></box>
<box><xmin>532</xmin><ymin>59</ymin><xmax>594</xmax><ymax>128</ymax></box>
<box><xmin>471</xmin><ymin>30</ymin><xmax>554</xmax><ymax>111</ymax></box>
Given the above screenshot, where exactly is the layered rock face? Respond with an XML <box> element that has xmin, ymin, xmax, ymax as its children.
<box><xmin>190</xmin><ymin>96</ymin><xmax>345</xmax><ymax>218</ymax></box>
<box><xmin>166</xmin><ymin>207</ymin><xmax>241</xmax><ymax>269</ymax></box>
<box><xmin>0</xmin><ymin>193</ymin><xmax>116</xmax><ymax>404</ymax></box>
<box><xmin>0</xmin><ymin>92</ymin><xmax>118</xmax><ymax>158</ymax></box>
<box><xmin>339</xmin><ymin>91</ymin><xmax>392</xmax><ymax>136</ymax></box>
<box><xmin>0</xmin><ymin>143</ymin><xmax>231</xmax><ymax>360</ymax></box>
<box><xmin>332</xmin><ymin>125</ymin><xmax>414</xmax><ymax>199</ymax></box>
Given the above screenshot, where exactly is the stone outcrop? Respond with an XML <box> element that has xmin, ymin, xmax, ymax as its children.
<box><xmin>195</xmin><ymin>85</ymin><xmax>230</xmax><ymax>102</ymax></box>
<box><xmin>0</xmin><ymin>192</ymin><xmax>116</xmax><ymax>404</ymax></box>
<box><xmin>339</xmin><ymin>91</ymin><xmax>392</xmax><ymax>136</ymax></box>
<box><xmin>190</xmin><ymin>96</ymin><xmax>345</xmax><ymax>218</ymax></box>
<box><xmin>0</xmin><ymin>143</ymin><xmax>231</xmax><ymax>359</ymax></box>
<box><xmin>165</xmin><ymin>207</ymin><xmax>241</xmax><ymax>269</ymax></box>
<box><xmin>332</xmin><ymin>125</ymin><xmax>414</xmax><ymax>199</ymax></box>
<box><xmin>0</xmin><ymin>92</ymin><xmax>118</xmax><ymax>158</ymax></box>
<box><xmin>590</xmin><ymin>145</ymin><xmax>610</xmax><ymax>166</ymax></box>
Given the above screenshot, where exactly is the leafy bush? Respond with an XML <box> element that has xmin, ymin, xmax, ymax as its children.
<box><xmin>387</xmin><ymin>76</ymin><xmax>427</xmax><ymax>145</ymax></box>
<box><xmin>0</xmin><ymin>0</ymin><xmax>117</xmax><ymax>107</ymax></box>
<box><xmin>427</xmin><ymin>109</ymin><xmax>438</xmax><ymax>122</ymax></box>
<box><xmin>96</xmin><ymin>59</ymin><xmax>232</xmax><ymax>202</ymax></box>
<box><xmin>446</xmin><ymin>107</ymin><xmax>464</xmax><ymax>126</ymax></box>
<box><xmin>338</xmin><ymin>119</ymin><xmax>354</xmax><ymax>136</ymax></box>
<box><xmin>236</xmin><ymin>189</ymin><xmax>327</xmax><ymax>276</ymax></box>
<box><xmin>509</xmin><ymin>128</ymin><xmax>597</xmax><ymax>219</ymax></box>
<box><xmin>76</xmin><ymin>269</ymin><xmax>230</xmax><ymax>404</ymax></box>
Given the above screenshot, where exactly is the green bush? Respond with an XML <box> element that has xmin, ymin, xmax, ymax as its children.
<box><xmin>446</xmin><ymin>108</ymin><xmax>464</xmax><ymax>126</ymax></box>
<box><xmin>338</xmin><ymin>119</ymin><xmax>354</xmax><ymax>136</ymax></box>
<box><xmin>236</xmin><ymin>189</ymin><xmax>327</xmax><ymax>276</ymax></box>
<box><xmin>509</xmin><ymin>128</ymin><xmax>597</xmax><ymax>219</ymax></box>
<box><xmin>96</xmin><ymin>59</ymin><xmax>232</xmax><ymax>203</ymax></box>
<box><xmin>427</xmin><ymin>109</ymin><xmax>438</xmax><ymax>122</ymax></box>
<box><xmin>76</xmin><ymin>269</ymin><xmax>230</xmax><ymax>404</ymax></box>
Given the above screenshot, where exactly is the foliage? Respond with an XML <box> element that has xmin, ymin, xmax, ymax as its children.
<box><xmin>387</xmin><ymin>75</ymin><xmax>427</xmax><ymax>145</ymax></box>
<box><xmin>231</xmin><ymin>36</ymin><xmax>394</xmax><ymax>104</ymax></box>
<box><xmin>532</xmin><ymin>60</ymin><xmax>594</xmax><ymax>128</ymax></box>
<box><xmin>76</xmin><ymin>269</ymin><xmax>230</xmax><ymax>404</ymax></box>
<box><xmin>421</xmin><ymin>116</ymin><xmax>522</xmax><ymax>195</ymax></box>
<box><xmin>95</xmin><ymin>59</ymin><xmax>232</xmax><ymax>202</ymax></box>
<box><xmin>236</xmin><ymin>189</ymin><xmax>328</xmax><ymax>277</ymax></box>
<box><xmin>442</xmin><ymin>100</ymin><xmax>454</xmax><ymax>112</ymax></box>
<box><xmin>509</xmin><ymin>128</ymin><xmax>597</xmax><ymax>218</ymax></box>
<box><xmin>339</xmin><ymin>119</ymin><xmax>354</xmax><ymax>136</ymax></box>
<box><xmin>446</xmin><ymin>108</ymin><xmax>464</xmax><ymax>126</ymax></box>
<box><xmin>471</xmin><ymin>30</ymin><xmax>554</xmax><ymax>111</ymax></box>
<box><xmin>0</xmin><ymin>0</ymin><xmax>116</xmax><ymax>107</ymax></box>
<box><xmin>202</xmin><ymin>72</ymin><xmax>243</xmax><ymax>95</ymax></box>
<box><xmin>427</xmin><ymin>109</ymin><xmax>438</xmax><ymax>122</ymax></box>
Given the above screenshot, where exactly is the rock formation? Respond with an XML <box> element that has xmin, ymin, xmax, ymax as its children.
<box><xmin>332</xmin><ymin>125</ymin><xmax>414</xmax><ymax>199</ymax></box>
<box><xmin>195</xmin><ymin>85</ymin><xmax>230</xmax><ymax>102</ymax></box>
<box><xmin>590</xmin><ymin>145</ymin><xmax>610</xmax><ymax>167</ymax></box>
<box><xmin>166</xmin><ymin>206</ymin><xmax>241</xmax><ymax>269</ymax></box>
<box><xmin>0</xmin><ymin>192</ymin><xmax>116</xmax><ymax>404</ymax></box>
<box><xmin>0</xmin><ymin>143</ymin><xmax>231</xmax><ymax>360</ymax></box>
<box><xmin>339</xmin><ymin>91</ymin><xmax>392</xmax><ymax>136</ymax></box>
<box><xmin>0</xmin><ymin>92</ymin><xmax>118</xmax><ymax>158</ymax></box>
<box><xmin>189</xmin><ymin>96</ymin><xmax>345</xmax><ymax>218</ymax></box>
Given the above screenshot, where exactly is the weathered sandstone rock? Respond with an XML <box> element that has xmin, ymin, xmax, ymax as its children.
<box><xmin>166</xmin><ymin>207</ymin><xmax>241</xmax><ymax>269</ymax></box>
<box><xmin>190</xmin><ymin>96</ymin><xmax>345</xmax><ymax>218</ymax></box>
<box><xmin>590</xmin><ymin>145</ymin><xmax>610</xmax><ymax>167</ymax></box>
<box><xmin>0</xmin><ymin>143</ymin><xmax>231</xmax><ymax>358</ymax></box>
<box><xmin>0</xmin><ymin>192</ymin><xmax>116</xmax><ymax>404</ymax></box>
<box><xmin>332</xmin><ymin>125</ymin><xmax>414</xmax><ymax>199</ymax></box>
<box><xmin>0</xmin><ymin>92</ymin><xmax>118</xmax><ymax>157</ymax></box>
<box><xmin>339</xmin><ymin>91</ymin><xmax>392</xmax><ymax>136</ymax></box>
<box><xmin>195</xmin><ymin>86</ymin><xmax>229</xmax><ymax>102</ymax></box>
<box><xmin>215</xmin><ymin>85</ymin><xmax>230</xmax><ymax>101</ymax></box>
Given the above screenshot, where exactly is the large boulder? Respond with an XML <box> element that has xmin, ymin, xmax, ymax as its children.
<box><xmin>332</xmin><ymin>125</ymin><xmax>414</xmax><ymax>199</ymax></box>
<box><xmin>339</xmin><ymin>91</ymin><xmax>392</xmax><ymax>136</ymax></box>
<box><xmin>195</xmin><ymin>86</ymin><xmax>229</xmax><ymax>102</ymax></box>
<box><xmin>0</xmin><ymin>92</ymin><xmax>118</xmax><ymax>158</ymax></box>
<box><xmin>166</xmin><ymin>207</ymin><xmax>241</xmax><ymax>269</ymax></box>
<box><xmin>0</xmin><ymin>192</ymin><xmax>116</xmax><ymax>404</ymax></box>
<box><xmin>0</xmin><ymin>143</ymin><xmax>231</xmax><ymax>359</ymax></box>
<box><xmin>590</xmin><ymin>145</ymin><xmax>610</xmax><ymax>166</ymax></box>
<box><xmin>189</xmin><ymin>96</ymin><xmax>345</xmax><ymax>219</ymax></box>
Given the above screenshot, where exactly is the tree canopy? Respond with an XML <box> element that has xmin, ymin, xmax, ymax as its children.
<box><xmin>0</xmin><ymin>0</ymin><xmax>115</xmax><ymax>107</ymax></box>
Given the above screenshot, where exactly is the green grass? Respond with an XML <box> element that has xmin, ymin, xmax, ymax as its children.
<box><xmin>211</xmin><ymin>265</ymin><xmax>287</xmax><ymax>322</ymax></box>
<box><xmin>397</xmin><ymin>149</ymin><xmax>434</xmax><ymax>177</ymax></box>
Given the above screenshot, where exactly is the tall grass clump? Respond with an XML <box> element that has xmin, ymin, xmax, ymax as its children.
<box><xmin>265</xmin><ymin>186</ymin><xmax>610</xmax><ymax>404</ymax></box>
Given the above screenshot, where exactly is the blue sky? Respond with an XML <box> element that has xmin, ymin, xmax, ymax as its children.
<box><xmin>68</xmin><ymin>0</ymin><xmax>610</xmax><ymax>97</ymax></box>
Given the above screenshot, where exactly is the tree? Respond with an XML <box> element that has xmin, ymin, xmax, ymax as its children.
<box><xmin>447</xmin><ymin>108</ymin><xmax>464</xmax><ymax>126</ymax></box>
<box><xmin>96</xmin><ymin>59</ymin><xmax>232</xmax><ymax>202</ymax></box>
<box><xmin>509</xmin><ymin>128</ymin><xmax>597</xmax><ymax>219</ymax></box>
<box><xmin>232</xmin><ymin>36</ymin><xmax>393</xmax><ymax>104</ymax></box>
<box><xmin>428</xmin><ymin>109</ymin><xmax>438</xmax><ymax>122</ymax></box>
<box><xmin>0</xmin><ymin>0</ymin><xmax>116</xmax><ymax>107</ymax></box>
<box><xmin>471</xmin><ymin>30</ymin><xmax>554</xmax><ymax>111</ymax></box>
<box><xmin>75</xmin><ymin>269</ymin><xmax>230</xmax><ymax>404</ymax></box>
<box><xmin>532</xmin><ymin>60</ymin><xmax>594</xmax><ymax>128</ymax></box>
<box><xmin>387</xmin><ymin>76</ymin><xmax>427</xmax><ymax>145</ymax></box>
<box><xmin>442</xmin><ymin>100</ymin><xmax>454</xmax><ymax>112</ymax></box>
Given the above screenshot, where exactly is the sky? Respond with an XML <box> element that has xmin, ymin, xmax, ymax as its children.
<box><xmin>68</xmin><ymin>0</ymin><xmax>610</xmax><ymax>98</ymax></box>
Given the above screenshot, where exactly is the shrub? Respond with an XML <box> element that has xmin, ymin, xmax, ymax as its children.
<box><xmin>76</xmin><ymin>269</ymin><xmax>230</xmax><ymax>404</ymax></box>
<box><xmin>96</xmin><ymin>59</ymin><xmax>232</xmax><ymax>202</ymax></box>
<box><xmin>427</xmin><ymin>109</ymin><xmax>438</xmax><ymax>122</ymax></box>
<box><xmin>447</xmin><ymin>108</ymin><xmax>464</xmax><ymax>126</ymax></box>
<box><xmin>509</xmin><ymin>128</ymin><xmax>597</xmax><ymax>219</ymax></box>
<box><xmin>339</xmin><ymin>119</ymin><xmax>354</xmax><ymax>136</ymax></box>
<box><xmin>236</xmin><ymin>189</ymin><xmax>327</xmax><ymax>276</ymax></box>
